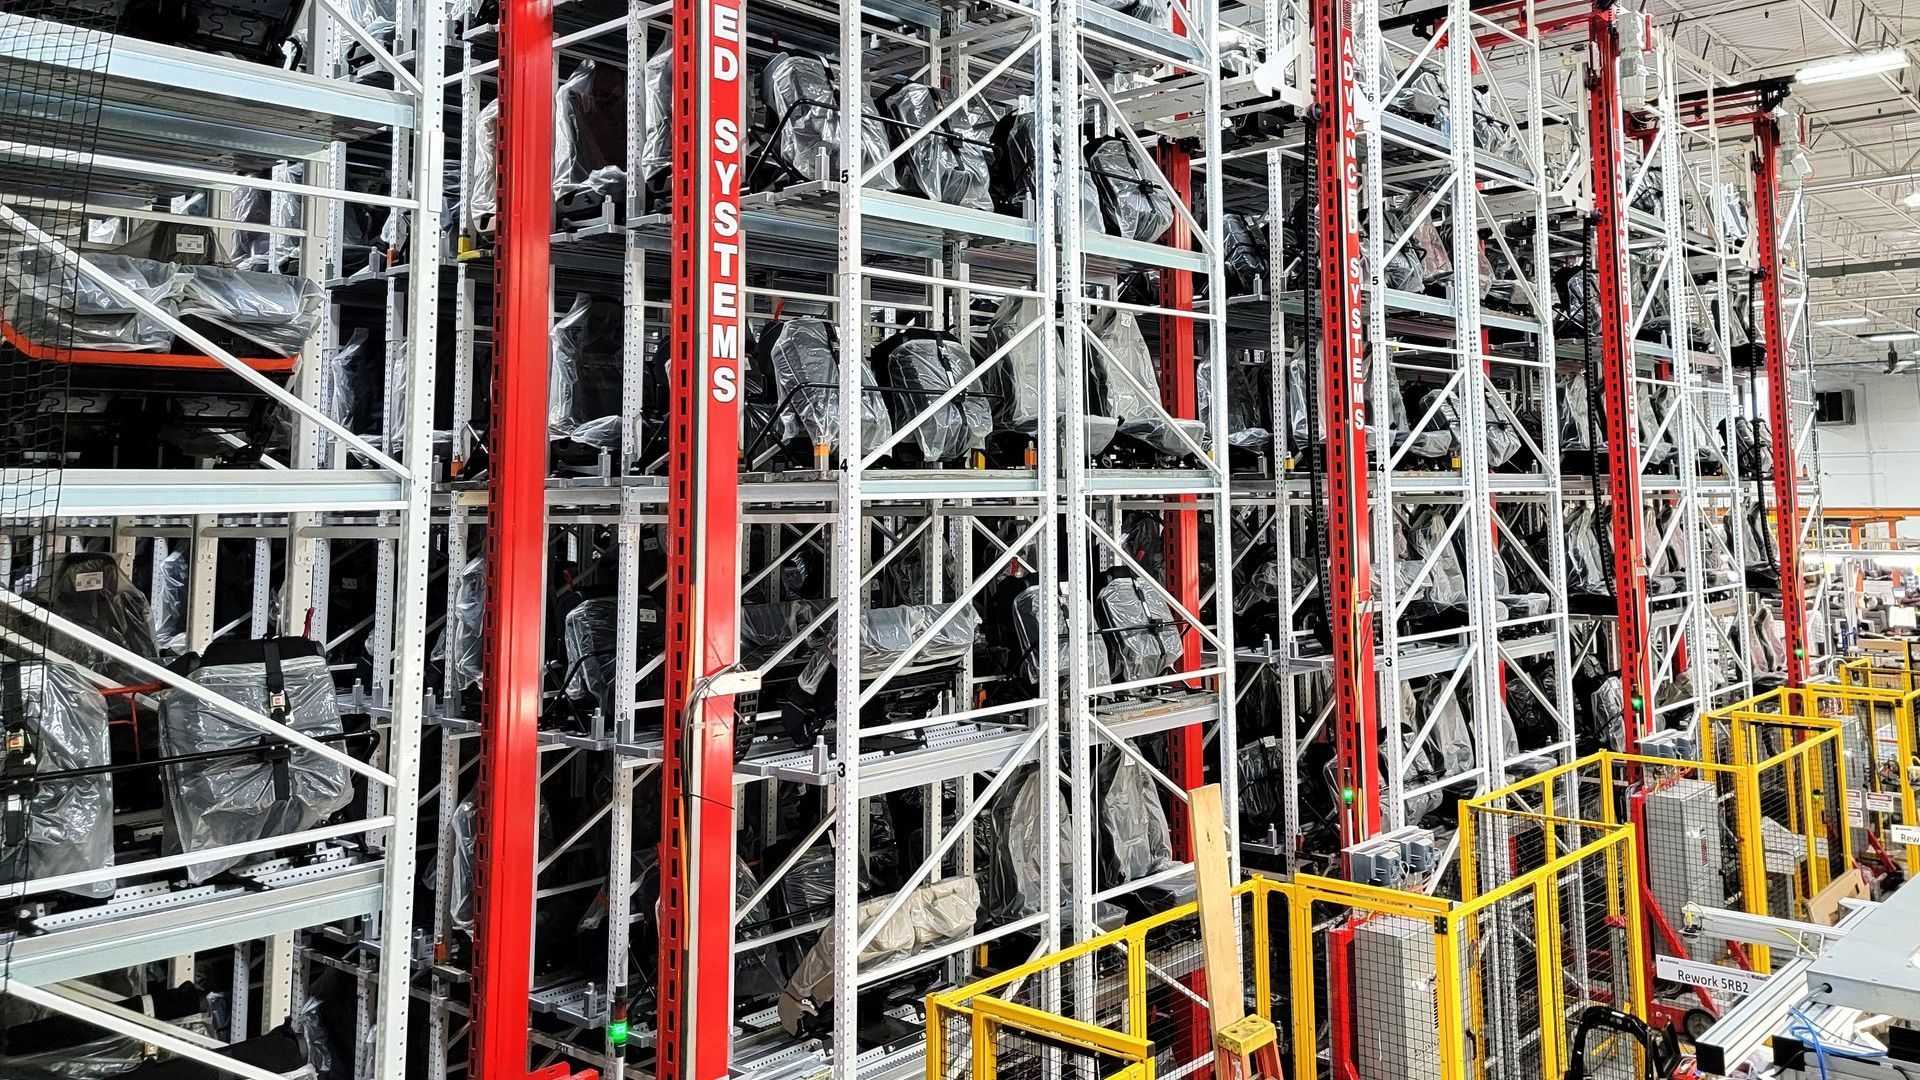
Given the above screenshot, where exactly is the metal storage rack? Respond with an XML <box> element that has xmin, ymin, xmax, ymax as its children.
<box><xmin>0</xmin><ymin>3</ymin><xmax>444</xmax><ymax>1078</ymax></box>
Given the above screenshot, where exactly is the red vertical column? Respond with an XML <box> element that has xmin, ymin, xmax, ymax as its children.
<box><xmin>1312</xmin><ymin>0</ymin><xmax>1379</xmax><ymax>842</ymax></box>
<box><xmin>1753</xmin><ymin>119</ymin><xmax>1806</xmax><ymax>685</ymax></box>
<box><xmin>1157</xmin><ymin>142</ymin><xmax>1204</xmax><ymax>847</ymax></box>
<box><xmin>470</xmin><ymin>1</ymin><xmax>563</xmax><ymax>1077</ymax></box>
<box><xmin>1588</xmin><ymin>9</ymin><xmax>1651</xmax><ymax>749</ymax></box>
<box><xmin>656</xmin><ymin>0</ymin><xmax>745</xmax><ymax>1070</ymax></box>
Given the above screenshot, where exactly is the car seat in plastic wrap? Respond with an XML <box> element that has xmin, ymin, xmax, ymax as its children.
<box><xmin>778</xmin><ymin>603</ymin><xmax>980</xmax><ymax>745</ymax></box>
<box><xmin>1084</xmin><ymin>0</ymin><xmax>1171</xmax><ymax>23</ymax></box>
<box><xmin>977</xmin><ymin>764</ymin><xmax>1072</xmax><ymax>922</ymax></box>
<box><xmin>1085</xmin><ymin>135</ymin><xmax>1173</xmax><ymax>243</ymax></box>
<box><xmin>321</xmin><ymin>326</ymin><xmax>383</xmax><ymax>437</ymax></box>
<box><xmin>1086</xmin><ymin>306</ymin><xmax>1208</xmax><ymax>458</ymax></box>
<box><xmin>554</xmin><ymin>60</ymin><xmax>628</xmax><ymax>222</ymax></box>
<box><xmin>988</xmin><ymin>108</ymin><xmax>1103</xmax><ymax>228</ymax></box>
<box><xmin>976</xmin><ymin>295</ymin><xmax>1117</xmax><ymax>460</ymax></box>
<box><xmin>172</xmin><ymin>265</ymin><xmax>322</xmax><ymax>358</ymax></box>
<box><xmin>1220</xmin><ymin>213</ymin><xmax>1268</xmax><ymax>297</ymax></box>
<box><xmin>876</xmin><ymin>81</ymin><xmax>992</xmax><ymax>210</ymax></box>
<box><xmin>756</xmin><ymin>53</ymin><xmax>898</xmax><ymax>192</ymax></box>
<box><xmin>0</xmin><ymin>985</ymin><xmax>217</xmax><ymax>1080</ymax></box>
<box><xmin>5</xmin><ymin>251</ymin><xmax>175</xmax><ymax>353</ymax></box>
<box><xmin>158</xmin><ymin>637</ymin><xmax>353</xmax><ymax>883</ymax></box>
<box><xmin>0</xmin><ymin>660</ymin><xmax>114</xmax><ymax>899</ymax></box>
<box><xmin>777</xmin><ymin>876</ymin><xmax>979</xmax><ymax>1035</ymax></box>
<box><xmin>1094</xmin><ymin>573</ymin><xmax>1183</xmax><ymax>681</ymax></box>
<box><xmin>749</xmin><ymin>318</ymin><xmax>892</xmax><ymax>467</ymax></box>
<box><xmin>1095</xmin><ymin>753</ymin><xmax>1192</xmax><ymax>910</ymax></box>
<box><xmin>31</xmin><ymin>551</ymin><xmax>159</xmax><ymax>684</ymax></box>
<box><xmin>1009</xmin><ymin>581</ymin><xmax>1111</xmax><ymax>693</ymax></box>
<box><xmin>1198</xmin><ymin>356</ymin><xmax>1273</xmax><ymax>457</ymax></box>
<box><xmin>870</xmin><ymin>327</ymin><xmax>993</xmax><ymax>464</ymax></box>
<box><xmin>1393</xmin><ymin>506</ymin><xmax>1468</xmax><ymax>629</ymax></box>
<box><xmin>549</xmin><ymin>293</ymin><xmax>624</xmax><ymax>456</ymax></box>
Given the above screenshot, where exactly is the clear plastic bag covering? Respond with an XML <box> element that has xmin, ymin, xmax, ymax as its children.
<box><xmin>470</xmin><ymin>98</ymin><xmax>500</xmax><ymax>224</ymax></box>
<box><xmin>761</xmin><ymin>318</ymin><xmax>892</xmax><ymax>452</ymax></box>
<box><xmin>1397</xmin><ymin>507</ymin><xmax>1468</xmax><ymax>611</ymax></box>
<box><xmin>563</xmin><ymin>597</ymin><xmax>617</xmax><ymax>718</ymax></box>
<box><xmin>152</xmin><ymin>548</ymin><xmax>188</xmax><ymax>655</ymax></box>
<box><xmin>0</xmin><ymin>990</ymin><xmax>215</xmax><ymax>1080</ymax></box>
<box><xmin>549</xmin><ymin>294</ymin><xmax>623</xmax><ymax>449</ymax></box>
<box><xmin>554</xmin><ymin>61</ymin><xmax>627</xmax><ymax>198</ymax></box>
<box><xmin>4</xmin><ymin>661</ymin><xmax>114</xmax><ymax>898</ymax></box>
<box><xmin>1416</xmin><ymin>679</ymin><xmax>1475</xmax><ymax>779</ymax></box>
<box><xmin>158</xmin><ymin>645</ymin><xmax>353</xmax><ymax>882</ymax></box>
<box><xmin>980</xmin><ymin>296</ymin><xmax>1116</xmax><ymax>454</ymax></box>
<box><xmin>1089</xmin><ymin>308</ymin><xmax>1207</xmax><ymax>455</ymax></box>
<box><xmin>172</xmin><ymin>266</ymin><xmax>322</xmax><ymax>358</ymax></box>
<box><xmin>33</xmin><ymin>552</ymin><xmax>157</xmax><ymax>683</ymax></box>
<box><xmin>291</xmin><ymin>993</ymin><xmax>345</xmax><ymax>1080</ymax></box>
<box><xmin>450</xmin><ymin>797</ymin><xmax>477</xmax><ymax>931</ymax></box>
<box><xmin>1087</xmin><ymin>137</ymin><xmax>1173</xmax><ymax>243</ymax></box>
<box><xmin>875</xmin><ymin>330</ymin><xmax>992</xmax><ymax>461</ymax></box>
<box><xmin>761</xmin><ymin>53</ymin><xmax>898</xmax><ymax>191</ymax></box>
<box><xmin>879</xmin><ymin>82</ymin><xmax>991</xmax><ymax>210</ymax></box>
<box><xmin>1011</xmin><ymin>582</ymin><xmax>1110</xmax><ymax>691</ymax></box>
<box><xmin>855</xmin><ymin>604</ymin><xmax>979</xmax><ymax>674</ymax></box>
<box><xmin>979</xmin><ymin>764</ymin><xmax>1067</xmax><ymax>920</ymax></box>
<box><xmin>1565</xmin><ymin>503</ymin><xmax>1609</xmax><ymax>596</ymax></box>
<box><xmin>734</xmin><ymin>860</ymin><xmax>789</xmax><ymax>1000</ymax></box>
<box><xmin>1097</xmin><ymin>753</ymin><xmax>1174</xmax><ymax>884</ymax></box>
<box><xmin>778</xmin><ymin>877</ymin><xmax>979</xmax><ymax>1032</ymax></box>
<box><xmin>1401</xmin><ymin>383</ymin><xmax>1458</xmax><ymax>460</ymax></box>
<box><xmin>740</xmin><ymin>600</ymin><xmax>827</xmax><ymax>666</ymax></box>
<box><xmin>431</xmin><ymin>555</ymin><xmax>485</xmax><ymax>690</ymax></box>
<box><xmin>1560</xmin><ymin>372</ymin><xmax>1592</xmax><ymax>451</ymax></box>
<box><xmin>1197</xmin><ymin>358</ymin><xmax>1272</xmax><ymax>451</ymax></box>
<box><xmin>1221</xmin><ymin>214</ymin><xmax>1266</xmax><ymax>295</ymax></box>
<box><xmin>348</xmin><ymin>0</ymin><xmax>395</xmax><ymax>38</ymax></box>
<box><xmin>322</xmin><ymin>327</ymin><xmax>377</xmax><ymax>435</ymax></box>
<box><xmin>641</xmin><ymin>44</ymin><xmax>674</xmax><ymax>183</ymax></box>
<box><xmin>1096</xmin><ymin>576</ymin><xmax>1179</xmax><ymax>681</ymax></box>
<box><xmin>1085</xmin><ymin>0</ymin><xmax>1170</xmax><ymax>22</ymax></box>
<box><xmin>4</xmin><ymin>250</ymin><xmax>174</xmax><ymax>351</ymax></box>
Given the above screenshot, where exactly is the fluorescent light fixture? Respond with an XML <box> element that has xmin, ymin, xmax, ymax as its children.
<box><xmin>1861</xmin><ymin>330</ymin><xmax>1920</xmax><ymax>342</ymax></box>
<box><xmin>1817</xmin><ymin>315</ymin><xmax>1873</xmax><ymax>326</ymax></box>
<box><xmin>1797</xmin><ymin>47</ymin><xmax>1909</xmax><ymax>84</ymax></box>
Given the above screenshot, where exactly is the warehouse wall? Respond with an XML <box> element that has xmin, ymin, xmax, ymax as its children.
<box><xmin>1815</xmin><ymin>369</ymin><xmax>1920</xmax><ymax>531</ymax></box>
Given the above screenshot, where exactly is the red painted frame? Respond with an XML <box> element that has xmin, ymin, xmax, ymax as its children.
<box><xmin>656</xmin><ymin>0</ymin><xmax>746</xmax><ymax>1070</ymax></box>
<box><xmin>470</xmin><ymin>2</ymin><xmax>583</xmax><ymax>1079</ymax></box>
<box><xmin>1753</xmin><ymin>120</ymin><xmax>1807</xmax><ymax>685</ymax></box>
<box><xmin>1587</xmin><ymin>7</ymin><xmax>1652</xmax><ymax>751</ymax></box>
<box><xmin>1313</xmin><ymin>0</ymin><xmax>1380</xmax><ymax>843</ymax></box>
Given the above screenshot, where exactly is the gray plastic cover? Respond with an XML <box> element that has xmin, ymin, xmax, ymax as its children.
<box><xmin>0</xmin><ymin>997</ymin><xmax>215</xmax><ymax>1080</ymax></box>
<box><xmin>778</xmin><ymin>877</ymin><xmax>979</xmax><ymax>1032</ymax></box>
<box><xmin>158</xmin><ymin>651</ymin><xmax>353</xmax><ymax>882</ymax></box>
<box><xmin>761</xmin><ymin>53</ymin><xmax>898</xmax><ymax>191</ymax></box>
<box><xmin>549</xmin><ymin>293</ymin><xmax>624</xmax><ymax>450</ymax></box>
<box><xmin>554</xmin><ymin>61</ymin><xmax>628</xmax><ymax>199</ymax></box>
<box><xmin>856</xmin><ymin>604</ymin><xmax>979</xmax><ymax>674</ymax></box>
<box><xmin>431</xmin><ymin>555</ymin><xmax>485</xmax><ymax>691</ymax></box>
<box><xmin>1087</xmin><ymin>138</ymin><xmax>1173</xmax><ymax>243</ymax></box>
<box><xmin>642</xmin><ymin>44</ymin><xmax>674</xmax><ymax>182</ymax></box>
<box><xmin>172</xmin><ymin>265</ymin><xmax>322</xmax><ymax>358</ymax></box>
<box><xmin>563</xmin><ymin>597</ymin><xmax>616</xmax><ymax>717</ymax></box>
<box><xmin>980</xmin><ymin>764</ymin><xmax>1067</xmax><ymax>920</ymax></box>
<box><xmin>1096</xmin><ymin>576</ymin><xmax>1176</xmax><ymax>681</ymax></box>
<box><xmin>33</xmin><ymin>552</ymin><xmax>158</xmax><ymax>684</ymax></box>
<box><xmin>450</xmin><ymin>797</ymin><xmax>477</xmax><ymax>932</ymax></box>
<box><xmin>7</xmin><ymin>661</ymin><xmax>114</xmax><ymax>898</ymax></box>
<box><xmin>765</xmin><ymin>318</ymin><xmax>893</xmax><ymax>452</ymax></box>
<box><xmin>1397</xmin><ymin>507</ymin><xmax>1467</xmax><ymax>610</ymax></box>
<box><xmin>322</xmin><ymin>327</ymin><xmax>376</xmax><ymax>435</ymax></box>
<box><xmin>4</xmin><ymin>250</ymin><xmax>173</xmax><ymax>351</ymax></box>
<box><xmin>880</xmin><ymin>82</ymin><xmax>991</xmax><ymax>210</ymax></box>
<box><xmin>1198</xmin><ymin>357</ymin><xmax>1272</xmax><ymax>451</ymax></box>
<box><xmin>470</xmin><ymin>99</ymin><xmax>500</xmax><ymax>224</ymax></box>
<box><xmin>880</xmin><ymin>333</ymin><xmax>992</xmax><ymax>460</ymax></box>
<box><xmin>1098</xmin><ymin>753</ymin><xmax>1175</xmax><ymax>883</ymax></box>
<box><xmin>1564</xmin><ymin>503</ymin><xmax>1608</xmax><ymax>595</ymax></box>
<box><xmin>1088</xmin><ymin>307</ymin><xmax>1207</xmax><ymax>455</ymax></box>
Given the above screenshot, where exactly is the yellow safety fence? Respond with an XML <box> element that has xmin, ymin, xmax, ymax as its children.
<box><xmin>928</xmin><ymin>809</ymin><xmax>1647</xmax><ymax>1080</ymax></box>
<box><xmin>1832</xmin><ymin>659</ymin><xmax>1920</xmax><ymax>870</ymax></box>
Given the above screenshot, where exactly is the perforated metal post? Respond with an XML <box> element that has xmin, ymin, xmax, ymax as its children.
<box><xmin>1754</xmin><ymin>118</ymin><xmax>1805</xmax><ymax>685</ymax></box>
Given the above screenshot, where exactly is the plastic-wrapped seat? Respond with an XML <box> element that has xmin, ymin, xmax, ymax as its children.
<box><xmin>31</xmin><ymin>551</ymin><xmax>159</xmax><ymax>684</ymax></box>
<box><xmin>0</xmin><ymin>985</ymin><xmax>215</xmax><ymax>1080</ymax></box>
<box><xmin>554</xmin><ymin>60</ymin><xmax>627</xmax><ymax>218</ymax></box>
<box><xmin>158</xmin><ymin>637</ymin><xmax>353</xmax><ymax>882</ymax></box>
<box><xmin>876</xmin><ymin>81</ymin><xmax>992</xmax><ymax>210</ymax></box>
<box><xmin>977</xmin><ymin>764</ymin><xmax>1069</xmax><ymax>921</ymax></box>
<box><xmin>757</xmin><ymin>53</ymin><xmax>898</xmax><ymax>191</ymax></box>
<box><xmin>777</xmin><ymin>877</ymin><xmax>979</xmax><ymax>1034</ymax></box>
<box><xmin>171</xmin><ymin>265</ymin><xmax>322</xmax><ymax>358</ymax></box>
<box><xmin>1198</xmin><ymin>356</ymin><xmax>1273</xmax><ymax>454</ymax></box>
<box><xmin>871</xmin><ymin>328</ymin><xmax>993</xmax><ymax>463</ymax></box>
<box><xmin>1220</xmin><ymin>213</ymin><xmax>1268</xmax><ymax>297</ymax></box>
<box><xmin>750</xmin><ymin>318</ymin><xmax>892</xmax><ymax>465</ymax></box>
<box><xmin>988</xmin><ymin>108</ymin><xmax>1101</xmax><ymax>227</ymax></box>
<box><xmin>1086</xmin><ymin>307</ymin><xmax>1207</xmax><ymax>457</ymax></box>
<box><xmin>1095</xmin><ymin>574</ymin><xmax>1182</xmax><ymax>681</ymax></box>
<box><xmin>0</xmin><ymin>660</ymin><xmax>114</xmax><ymax>898</ymax></box>
<box><xmin>1010</xmin><ymin>581</ymin><xmax>1111</xmax><ymax>693</ymax></box>
<box><xmin>1394</xmin><ymin>506</ymin><xmax>1468</xmax><ymax>628</ymax></box>
<box><xmin>549</xmin><ymin>293</ymin><xmax>624</xmax><ymax>453</ymax></box>
<box><xmin>1085</xmin><ymin>136</ymin><xmax>1173</xmax><ymax>243</ymax></box>
<box><xmin>4</xmin><ymin>251</ymin><xmax>175</xmax><ymax>352</ymax></box>
<box><xmin>976</xmin><ymin>295</ymin><xmax>1117</xmax><ymax>458</ymax></box>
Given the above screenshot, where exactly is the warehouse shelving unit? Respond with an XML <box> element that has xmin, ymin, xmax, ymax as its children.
<box><xmin>0</xmin><ymin>3</ymin><xmax>443</xmax><ymax>1078</ymax></box>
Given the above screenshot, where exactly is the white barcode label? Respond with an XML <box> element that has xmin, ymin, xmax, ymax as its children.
<box><xmin>73</xmin><ymin>571</ymin><xmax>104</xmax><ymax>592</ymax></box>
<box><xmin>176</xmin><ymin>234</ymin><xmax>206</xmax><ymax>255</ymax></box>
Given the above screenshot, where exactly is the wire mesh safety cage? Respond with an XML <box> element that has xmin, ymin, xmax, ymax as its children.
<box><xmin>0</xmin><ymin>0</ymin><xmax>121</xmax><ymax>907</ymax></box>
<box><xmin>927</xmin><ymin>827</ymin><xmax>1646</xmax><ymax>1080</ymax></box>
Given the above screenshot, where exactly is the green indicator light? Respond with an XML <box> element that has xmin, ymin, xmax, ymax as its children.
<box><xmin>1630</xmin><ymin>695</ymin><xmax>1644</xmax><ymax>712</ymax></box>
<box><xmin>1340</xmin><ymin>786</ymin><xmax>1355</xmax><ymax>805</ymax></box>
<box><xmin>1794</xmin><ymin>646</ymin><xmax>1806</xmax><ymax>658</ymax></box>
<box><xmin>609</xmin><ymin>1020</ymin><xmax>629</xmax><ymax>1047</ymax></box>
